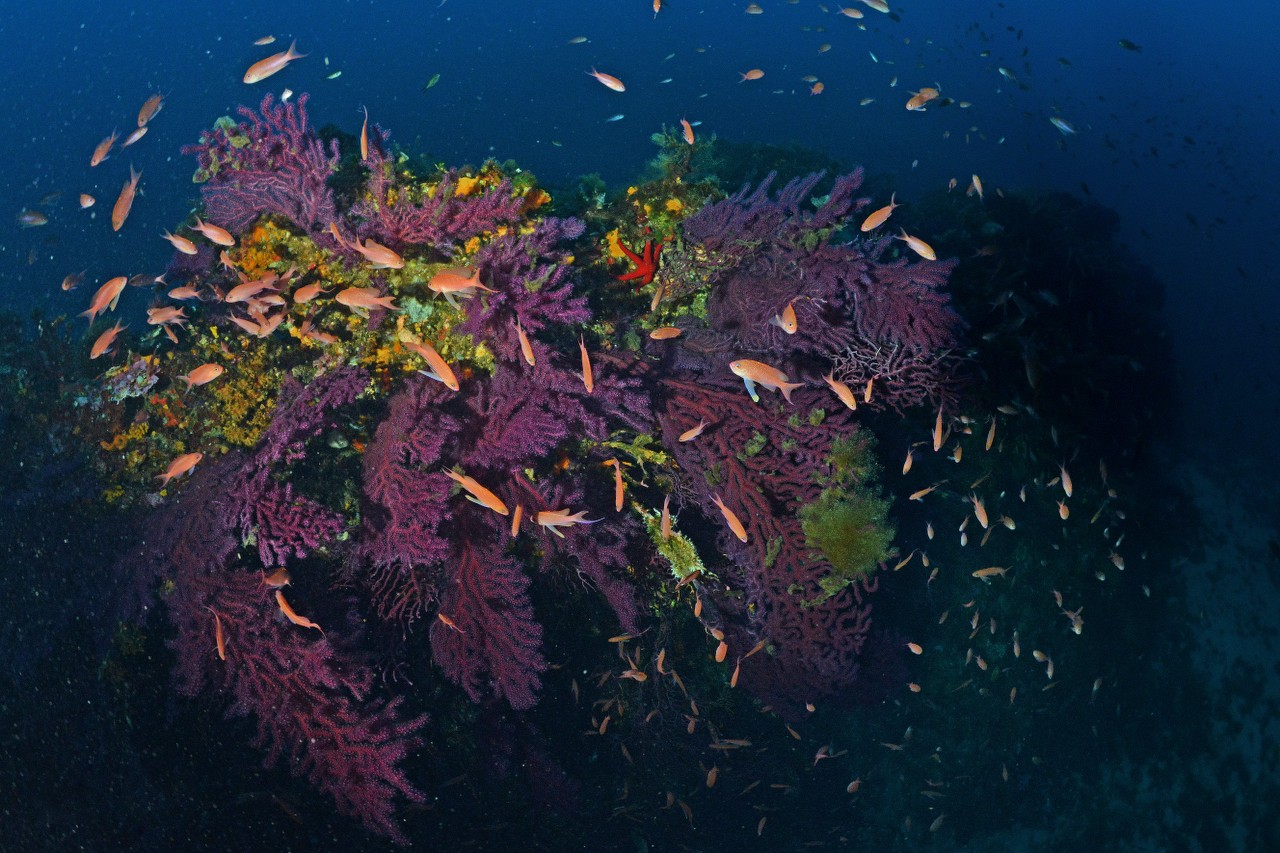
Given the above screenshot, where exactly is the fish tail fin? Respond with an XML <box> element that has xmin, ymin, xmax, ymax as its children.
<box><xmin>781</xmin><ymin>381</ymin><xmax>805</xmax><ymax>404</ymax></box>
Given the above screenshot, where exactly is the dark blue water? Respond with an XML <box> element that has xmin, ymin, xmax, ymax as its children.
<box><xmin>2</xmin><ymin>2</ymin><xmax>1277</xmax><ymax>850</ymax></box>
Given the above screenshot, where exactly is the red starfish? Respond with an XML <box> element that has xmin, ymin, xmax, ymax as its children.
<box><xmin>615</xmin><ymin>237</ymin><xmax>662</xmax><ymax>288</ymax></box>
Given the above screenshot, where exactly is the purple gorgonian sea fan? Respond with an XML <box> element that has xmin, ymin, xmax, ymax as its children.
<box><xmin>657</xmin><ymin>378</ymin><xmax>899</xmax><ymax>719</ymax></box>
<box><xmin>117</xmin><ymin>368</ymin><xmax>429</xmax><ymax>844</ymax></box>
<box><xmin>339</xmin><ymin>164</ymin><xmax>649</xmax><ymax>709</ymax></box>
<box><xmin>182</xmin><ymin>93</ymin><xmax>340</xmax><ymax>236</ymax></box>
<box><xmin>348</xmin><ymin>345</ymin><xmax>651</xmax><ymax>710</ymax></box>
<box><xmin>666</xmin><ymin>170</ymin><xmax>966</xmax><ymax>410</ymax></box>
<box><xmin>347</xmin><ymin>139</ymin><xmax>528</xmax><ymax>255</ymax></box>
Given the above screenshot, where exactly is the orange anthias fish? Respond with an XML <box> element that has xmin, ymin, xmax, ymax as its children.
<box><xmin>291</xmin><ymin>281</ymin><xmax>329</xmax><ymax>304</ymax></box>
<box><xmin>79</xmin><ymin>194</ymin><xmax>95</xmax><ymax>209</ymax></box>
<box><xmin>896</xmin><ymin>228</ymin><xmax>936</xmax><ymax>260</ymax></box>
<box><xmin>90</xmin><ymin>321</ymin><xmax>126</xmax><ymax>359</ymax></box>
<box><xmin>905</xmin><ymin>87</ymin><xmax>939</xmax><ymax>111</ymax></box>
<box><xmin>587</xmin><ymin>68</ymin><xmax>626</xmax><ymax>92</ymax></box>
<box><xmin>710</xmin><ymin>494</ymin><xmax>749</xmax><ymax>543</ymax></box>
<box><xmin>445</xmin><ymin>470</ymin><xmax>509</xmax><ymax>516</ymax></box>
<box><xmin>860</xmin><ymin>192</ymin><xmax>900</xmax><ymax>232</ymax></box>
<box><xmin>536</xmin><ymin>508</ymin><xmax>600</xmax><ymax>537</ymax></box>
<box><xmin>649</xmin><ymin>326</ymin><xmax>682</xmax><ymax>340</ymax></box>
<box><xmin>90</xmin><ymin>130</ymin><xmax>118</xmax><ymax>167</ymax></box>
<box><xmin>351</xmin><ymin>237</ymin><xmax>404</xmax><ymax>269</ymax></box>
<box><xmin>427</xmin><ymin>266</ymin><xmax>496</xmax><ymax>307</ymax></box>
<box><xmin>335</xmin><ymin>286</ymin><xmax>398</xmax><ymax>313</ymax></box>
<box><xmin>579</xmin><ymin>336</ymin><xmax>594</xmax><ymax>394</ymax></box>
<box><xmin>729</xmin><ymin>359</ymin><xmax>804</xmax><ymax>403</ymax></box>
<box><xmin>137</xmin><ymin>92</ymin><xmax>165</xmax><ymax>127</ymax></box>
<box><xmin>770</xmin><ymin>301</ymin><xmax>798</xmax><ymax>334</ymax></box>
<box><xmin>739</xmin><ymin>69</ymin><xmax>765</xmax><ymax>82</ymax></box>
<box><xmin>193</xmin><ymin>217</ymin><xmax>236</xmax><ymax>247</ymax></box>
<box><xmin>607</xmin><ymin>459</ymin><xmax>625</xmax><ymax>512</ymax></box>
<box><xmin>224</xmin><ymin>276</ymin><xmax>278</xmax><ymax>304</ymax></box>
<box><xmin>244</xmin><ymin>39</ymin><xmax>307</xmax><ymax>84</ymax></box>
<box><xmin>207</xmin><ymin>607</ymin><xmax>227</xmax><ymax>660</ymax></box>
<box><xmin>122</xmin><ymin>126</ymin><xmax>148</xmax><ymax>147</ymax></box>
<box><xmin>515</xmin><ymin>318</ymin><xmax>537</xmax><ymax>366</ymax></box>
<box><xmin>111</xmin><ymin>166</ymin><xmax>141</xmax><ymax>232</ymax></box>
<box><xmin>822</xmin><ymin>372</ymin><xmax>858</xmax><ymax>410</ymax></box>
<box><xmin>275</xmin><ymin>589</ymin><xmax>324</xmax><ymax>635</ymax></box>
<box><xmin>81</xmin><ymin>275</ymin><xmax>128</xmax><ymax>322</ymax></box>
<box><xmin>679</xmin><ymin>420</ymin><xmax>707</xmax><ymax>442</ymax></box>
<box><xmin>157</xmin><ymin>451</ymin><xmax>203</xmax><ymax>486</ymax></box>
<box><xmin>360</xmin><ymin>105</ymin><xmax>369</xmax><ymax>161</ymax></box>
<box><xmin>969</xmin><ymin>174</ymin><xmax>985</xmax><ymax>201</ymax></box>
<box><xmin>436</xmin><ymin>612</ymin><xmax>464</xmax><ymax>634</ymax></box>
<box><xmin>972</xmin><ymin>566</ymin><xmax>1009</xmax><ymax>580</ymax></box>
<box><xmin>146</xmin><ymin>306</ymin><xmax>188</xmax><ymax>327</ymax></box>
<box><xmin>61</xmin><ymin>270</ymin><xmax>86</xmax><ymax>292</ymax></box>
<box><xmin>970</xmin><ymin>493</ymin><xmax>990</xmax><ymax>529</ymax></box>
<box><xmin>180</xmin><ymin>363</ymin><xmax>225</xmax><ymax>389</ymax></box>
<box><xmin>680</xmin><ymin>118</ymin><xmax>695</xmax><ymax>145</ymax></box>
<box><xmin>162</xmin><ymin>230</ymin><xmax>198</xmax><ymax>255</ymax></box>
<box><xmin>404</xmin><ymin>338</ymin><xmax>460</xmax><ymax>391</ymax></box>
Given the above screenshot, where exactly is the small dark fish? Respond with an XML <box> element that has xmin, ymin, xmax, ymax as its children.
<box><xmin>1079</xmin><ymin>181</ymin><xmax>1091</xmax><ymax>196</ymax></box>
<box><xmin>1118</xmin><ymin>39</ymin><xmax>1142</xmax><ymax>52</ymax></box>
